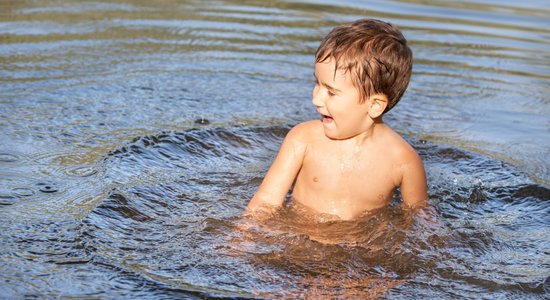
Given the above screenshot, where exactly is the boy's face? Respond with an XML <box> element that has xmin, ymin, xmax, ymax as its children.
<box><xmin>312</xmin><ymin>59</ymin><xmax>374</xmax><ymax>140</ymax></box>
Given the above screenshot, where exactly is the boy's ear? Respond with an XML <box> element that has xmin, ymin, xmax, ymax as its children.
<box><xmin>367</xmin><ymin>94</ymin><xmax>388</xmax><ymax>118</ymax></box>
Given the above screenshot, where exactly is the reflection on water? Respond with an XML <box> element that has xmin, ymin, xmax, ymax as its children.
<box><xmin>1</xmin><ymin>0</ymin><xmax>549</xmax><ymax>298</ymax></box>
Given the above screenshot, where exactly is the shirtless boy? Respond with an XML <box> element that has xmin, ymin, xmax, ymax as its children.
<box><xmin>247</xmin><ymin>18</ymin><xmax>428</xmax><ymax>220</ymax></box>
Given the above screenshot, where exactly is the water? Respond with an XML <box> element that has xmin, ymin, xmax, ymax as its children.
<box><xmin>1</xmin><ymin>0</ymin><xmax>549</xmax><ymax>298</ymax></box>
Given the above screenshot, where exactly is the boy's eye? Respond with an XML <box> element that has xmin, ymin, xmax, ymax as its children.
<box><xmin>327</xmin><ymin>90</ymin><xmax>335</xmax><ymax>96</ymax></box>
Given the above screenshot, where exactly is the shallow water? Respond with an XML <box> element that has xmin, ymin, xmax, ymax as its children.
<box><xmin>1</xmin><ymin>0</ymin><xmax>549</xmax><ymax>298</ymax></box>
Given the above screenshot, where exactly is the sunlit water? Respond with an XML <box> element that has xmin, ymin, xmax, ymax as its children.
<box><xmin>1</xmin><ymin>0</ymin><xmax>549</xmax><ymax>298</ymax></box>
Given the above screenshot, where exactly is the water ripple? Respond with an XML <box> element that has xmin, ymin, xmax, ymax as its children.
<box><xmin>1</xmin><ymin>0</ymin><xmax>549</xmax><ymax>298</ymax></box>
<box><xmin>79</xmin><ymin>125</ymin><xmax>549</xmax><ymax>298</ymax></box>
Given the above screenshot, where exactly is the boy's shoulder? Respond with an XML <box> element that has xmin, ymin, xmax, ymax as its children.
<box><xmin>292</xmin><ymin>119</ymin><xmax>322</xmax><ymax>131</ymax></box>
<box><xmin>286</xmin><ymin>121</ymin><xmax>420</xmax><ymax>164</ymax></box>
<box><xmin>286</xmin><ymin>120</ymin><xmax>323</xmax><ymax>141</ymax></box>
<box><xmin>377</xmin><ymin>125</ymin><xmax>422</xmax><ymax>170</ymax></box>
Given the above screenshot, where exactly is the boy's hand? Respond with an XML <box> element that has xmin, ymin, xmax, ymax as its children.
<box><xmin>244</xmin><ymin>202</ymin><xmax>279</xmax><ymax>222</ymax></box>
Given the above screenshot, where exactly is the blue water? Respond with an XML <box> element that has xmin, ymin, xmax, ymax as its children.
<box><xmin>1</xmin><ymin>0</ymin><xmax>549</xmax><ymax>298</ymax></box>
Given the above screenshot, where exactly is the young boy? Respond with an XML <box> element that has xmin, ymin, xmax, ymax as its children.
<box><xmin>247</xmin><ymin>18</ymin><xmax>428</xmax><ymax>220</ymax></box>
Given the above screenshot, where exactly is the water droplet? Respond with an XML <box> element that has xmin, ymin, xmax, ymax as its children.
<box><xmin>38</xmin><ymin>184</ymin><xmax>58</xmax><ymax>193</ymax></box>
<box><xmin>195</xmin><ymin>118</ymin><xmax>210</xmax><ymax>125</ymax></box>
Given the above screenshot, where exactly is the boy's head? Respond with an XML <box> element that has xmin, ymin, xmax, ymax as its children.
<box><xmin>315</xmin><ymin>18</ymin><xmax>412</xmax><ymax>113</ymax></box>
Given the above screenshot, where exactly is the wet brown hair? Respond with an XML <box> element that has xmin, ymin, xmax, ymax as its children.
<box><xmin>315</xmin><ymin>18</ymin><xmax>412</xmax><ymax>113</ymax></box>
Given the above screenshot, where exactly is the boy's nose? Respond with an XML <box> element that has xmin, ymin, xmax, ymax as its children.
<box><xmin>311</xmin><ymin>86</ymin><xmax>323</xmax><ymax>108</ymax></box>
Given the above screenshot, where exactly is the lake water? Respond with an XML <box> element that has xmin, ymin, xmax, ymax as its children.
<box><xmin>1</xmin><ymin>0</ymin><xmax>549</xmax><ymax>298</ymax></box>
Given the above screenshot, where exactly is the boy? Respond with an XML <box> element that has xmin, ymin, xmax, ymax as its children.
<box><xmin>247</xmin><ymin>19</ymin><xmax>427</xmax><ymax>220</ymax></box>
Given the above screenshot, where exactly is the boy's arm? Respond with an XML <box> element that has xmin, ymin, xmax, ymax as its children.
<box><xmin>399</xmin><ymin>150</ymin><xmax>428</xmax><ymax>208</ymax></box>
<box><xmin>246</xmin><ymin>124</ymin><xmax>307</xmax><ymax>215</ymax></box>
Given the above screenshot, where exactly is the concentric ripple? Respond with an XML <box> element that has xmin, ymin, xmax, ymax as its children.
<box><xmin>1</xmin><ymin>0</ymin><xmax>549</xmax><ymax>298</ymax></box>
<box><xmin>81</xmin><ymin>125</ymin><xmax>549</xmax><ymax>298</ymax></box>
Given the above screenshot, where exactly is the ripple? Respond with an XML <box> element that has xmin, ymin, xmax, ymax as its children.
<box><xmin>0</xmin><ymin>191</ymin><xmax>15</xmax><ymax>205</ymax></box>
<box><xmin>12</xmin><ymin>187</ymin><xmax>35</xmax><ymax>198</ymax></box>
<box><xmin>2</xmin><ymin>0</ymin><xmax>549</xmax><ymax>298</ymax></box>
<box><xmin>65</xmin><ymin>166</ymin><xmax>98</xmax><ymax>177</ymax></box>
<box><xmin>81</xmin><ymin>125</ymin><xmax>548</xmax><ymax>298</ymax></box>
<box><xmin>0</xmin><ymin>153</ymin><xmax>19</xmax><ymax>163</ymax></box>
<box><xmin>103</xmin><ymin>126</ymin><xmax>288</xmax><ymax>185</ymax></box>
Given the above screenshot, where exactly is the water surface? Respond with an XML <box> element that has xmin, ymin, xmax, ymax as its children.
<box><xmin>1</xmin><ymin>0</ymin><xmax>549</xmax><ymax>298</ymax></box>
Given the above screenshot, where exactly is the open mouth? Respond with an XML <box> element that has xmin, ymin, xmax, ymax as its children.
<box><xmin>321</xmin><ymin>114</ymin><xmax>334</xmax><ymax>123</ymax></box>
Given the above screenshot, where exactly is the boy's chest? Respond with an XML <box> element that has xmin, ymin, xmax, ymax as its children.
<box><xmin>293</xmin><ymin>147</ymin><xmax>397</xmax><ymax>219</ymax></box>
<box><xmin>299</xmin><ymin>146</ymin><xmax>397</xmax><ymax>194</ymax></box>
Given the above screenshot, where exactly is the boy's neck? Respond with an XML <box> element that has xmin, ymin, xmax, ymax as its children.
<box><xmin>346</xmin><ymin>118</ymin><xmax>384</xmax><ymax>147</ymax></box>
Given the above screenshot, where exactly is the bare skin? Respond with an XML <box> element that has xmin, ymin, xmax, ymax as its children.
<box><xmin>247</xmin><ymin>58</ymin><xmax>427</xmax><ymax>220</ymax></box>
